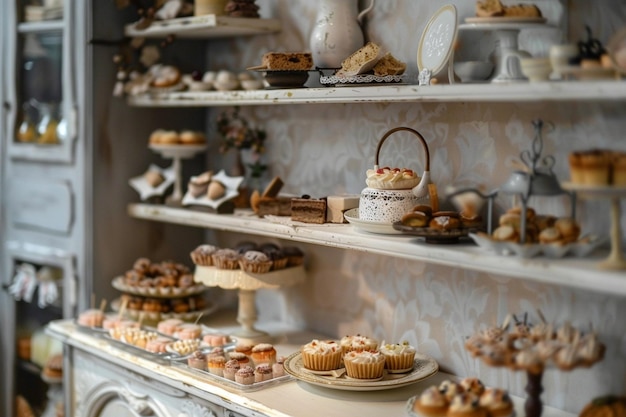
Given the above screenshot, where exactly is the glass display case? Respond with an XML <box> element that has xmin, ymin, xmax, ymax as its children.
<box><xmin>6</xmin><ymin>0</ymin><xmax>75</xmax><ymax>163</ymax></box>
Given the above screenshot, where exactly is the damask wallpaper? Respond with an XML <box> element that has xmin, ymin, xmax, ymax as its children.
<box><xmin>205</xmin><ymin>0</ymin><xmax>626</xmax><ymax>412</ymax></box>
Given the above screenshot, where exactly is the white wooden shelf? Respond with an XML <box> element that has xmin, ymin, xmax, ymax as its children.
<box><xmin>127</xmin><ymin>80</ymin><xmax>626</xmax><ymax>107</ymax></box>
<box><xmin>124</xmin><ymin>15</ymin><xmax>281</xmax><ymax>39</ymax></box>
<box><xmin>128</xmin><ymin>203</ymin><xmax>626</xmax><ymax>296</ymax></box>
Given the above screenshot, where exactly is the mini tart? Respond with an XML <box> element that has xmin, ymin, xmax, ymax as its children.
<box><xmin>379</xmin><ymin>341</ymin><xmax>416</xmax><ymax>372</ymax></box>
<box><xmin>413</xmin><ymin>386</ymin><xmax>448</xmax><ymax>417</ymax></box>
<box><xmin>479</xmin><ymin>388</ymin><xmax>514</xmax><ymax>417</ymax></box>
<box><xmin>190</xmin><ymin>244</ymin><xmax>218</xmax><ymax>266</ymax></box>
<box><xmin>343</xmin><ymin>350</ymin><xmax>385</xmax><ymax>380</ymax></box>
<box><xmin>301</xmin><ymin>340</ymin><xmax>342</xmax><ymax>371</ymax></box>
<box><xmin>365</xmin><ymin>167</ymin><xmax>420</xmax><ymax>190</ymax></box>
<box><xmin>340</xmin><ymin>334</ymin><xmax>379</xmax><ymax>354</ymax></box>
<box><xmin>238</xmin><ymin>250</ymin><xmax>272</xmax><ymax>274</ymax></box>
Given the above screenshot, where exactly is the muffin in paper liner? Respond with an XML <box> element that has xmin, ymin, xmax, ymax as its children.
<box><xmin>211</xmin><ymin>249</ymin><xmax>240</xmax><ymax>270</ymax></box>
<box><xmin>238</xmin><ymin>250</ymin><xmax>273</xmax><ymax>274</ymax></box>
<box><xmin>301</xmin><ymin>340</ymin><xmax>343</xmax><ymax>371</ymax></box>
<box><xmin>380</xmin><ymin>341</ymin><xmax>416</xmax><ymax>372</ymax></box>
<box><xmin>343</xmin><ymin>350</ymin><xmax>385</xmax><ymax>379</ymax></box>
<box><xmin>190</xmin><ymin>244</ymin><xmax>218</xmax><ymax>266</ymax></box>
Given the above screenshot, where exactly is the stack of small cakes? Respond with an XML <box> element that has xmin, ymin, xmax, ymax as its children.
<box><xmin>401</xmin><ymin>205</ymin><xmax>483</xmax><ymax>230</ymax></box>
<box><xmin>300</xmin><ymin>335</ymin><xmax>417</xmax><ymax>380</ymax></box>
<box><xmin>411</xmin><ymin>378</ymin><xmax>514</xmax><ymax>417</ymax></box>
<box><xmin>488</xmin><ymin>206</ymin><xmax>581</xmax><ymax>245</ymax></box>
<box><xmin>185</xmin><ymin>341</ymin><xmax>286</xmax><ymax>384</ymax></box>
<box><xmin>189</xmin><ymin>241</ymin><xmax>304</xmax><ymax>273</ymax></box>
<box><xmin>569</xmin><ymin>149</ymin><xmax>626</xmax><ymax>186</ymax></box>
<box><xmin>464</xmin><ymin>314</ymin><xmax>606</xmax><ymax>374</ymax></box>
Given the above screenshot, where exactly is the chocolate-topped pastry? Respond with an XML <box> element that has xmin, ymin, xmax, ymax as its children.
<box><xmin>225</xmin><ymin>0</ymin><xmax>260</xmax><ymax>17</ymax></box>
<box><xmin>235</xmin><ymin>241</ymin><xmax>258</xmax><ymax>254</ymax></box>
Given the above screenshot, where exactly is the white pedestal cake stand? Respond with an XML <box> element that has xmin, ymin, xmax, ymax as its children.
<box><xmin>149</xmin><ymin>144</ymin><xmax>207</xmax><ymax>205</ymax></box>
<box><xmin>562</xmin><ymin>183</ymin><xmax>626</xmax><ymax>270</ymax></box>
<box><xmin>194</xmin><ymin>265</ymin><xmax>306</xmax><ymax>342</ymax></box>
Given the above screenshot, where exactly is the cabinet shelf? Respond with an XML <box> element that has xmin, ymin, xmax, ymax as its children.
<box><xmin>128</xmin><ymin>203</ymin><xmax>626</xmax><ymax>296</ymax></box>
<box><xmin>124</xmin><ymin>15</ymin><xmax>281</xmax><ymax>39</ymax></box>
<box><xmin>127</xmin><ymin>80</ymin><xmax>626</xmax><ymax>107</ymax></box>
<box><xmin>17</xmin><ymin>20</ymin><xmax>64</xmax><ymax>34</ymax></box>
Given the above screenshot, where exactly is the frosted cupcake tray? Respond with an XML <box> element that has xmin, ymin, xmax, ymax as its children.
<box><xmin>170</xmin><ymin>358</ymin><xmax>293</xmax><ymax>392</ymax></box>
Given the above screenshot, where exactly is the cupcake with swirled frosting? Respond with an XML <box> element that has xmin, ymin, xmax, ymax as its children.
<box><xmin>301</xmin><ymin>339</ymin><xmax>342</xmax><ymax>371</ymax></box>
<box><xmin>380</xmin><ymin>341</ymin><xmax>416</xmax><ymax>372</ymax></box>
<box><xmin>343</xmin><ymin>350</ymin><xmax>385</xmax><ymax>380</ymax></box>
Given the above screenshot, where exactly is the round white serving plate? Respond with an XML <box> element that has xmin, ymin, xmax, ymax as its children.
<box><xmin>343</xmin><ymin>208</ymin><xmax>403</xmax><ymax>235</ymax></box>
<box><xmin>283</xmin><ymin>352</ymin><xmax>438</xmax><ymax>391</ymax></box>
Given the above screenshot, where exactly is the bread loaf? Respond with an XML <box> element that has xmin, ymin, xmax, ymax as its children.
<box><xmin>261</xmin><ymin>52</ymin><xmax>313</xmax><ymax>71</ymax></box>
<box><xmin>373</xmin><ymin>52</ymin><xmax>406</xmax><ymax>76</ymax></box>
<box><xmin>337</xmin><ymin>42</ymin><xmax>384</xmax><ymax>76</ymax></box>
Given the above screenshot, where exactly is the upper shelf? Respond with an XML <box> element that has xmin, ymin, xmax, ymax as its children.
<box><xmin>128</xmin><ymin>203</ymin><xmax>626</xmax><ymax>297</ymax></box>
<box><xmin>124</xmin><ymin>15</ymin><xmax>281</xmax><ymax>39</ymax></box>
<box><xmin>127</xmin><ymin>80</ymin><xmax>626</xmax><ymax>107</ymax></box>
<box><xmin>17</xmin><ymin>20</ymin><xmax>64</xmax><ymax>34</ymax></box>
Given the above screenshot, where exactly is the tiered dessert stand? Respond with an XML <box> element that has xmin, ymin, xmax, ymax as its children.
<box><xmin>149</xmin><ymin>144</ymin><xmax>207</xmax><ymax>205</ymax></box>
<box><xmin>194</xmin><ymin>266</ymin><xmax>306</xmax><ymax>342</ymax></box>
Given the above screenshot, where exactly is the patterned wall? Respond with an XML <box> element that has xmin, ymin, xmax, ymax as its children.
<box><xmin>205</xmin><ymin>0</ymin><xmax>626</xmax><ymax>412</ymax></box>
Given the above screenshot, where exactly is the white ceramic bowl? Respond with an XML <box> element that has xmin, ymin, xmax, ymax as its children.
<box><xmin>359</xmin><ymin>188</ymin><xmax>425</xmax><ymax>223</ymax></box>
<box><xmin>453</xmin><ymin>61</ymin><xmax>494</xmax><ymax>83</ymax></box>
<box><xmin>520</xmin><ymin>58</ymin><xmax>552</xmax><ymax>82</ymax></box>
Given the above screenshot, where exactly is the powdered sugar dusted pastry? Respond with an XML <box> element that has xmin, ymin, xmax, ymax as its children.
<box><xmin>479</xmin><ymin>388</ymin><xmax>514</xmax><ymax>417</ymax></box>
<box><xmin>366</xmin><ymin>167</ymin><xmax>420</xmax><ymax>190</ymax></box>
<box><xmin>438</xmin><ymin>380</ymin><xmax>464</xmax><ymax>402</ymax></box>
<box><xmin>460</xmin><ymin>377</ymin><xmax>485</xmax><ymax>396</ymax></box>
<box><xmin>413</xmin><ymin>385</ymin><xmax>448</xmax><ymax>417</ymax></box>
<box><xmin>448</xmin><ymin>393</ymin><xmax>487</xmax><ymax>417</ymax></box>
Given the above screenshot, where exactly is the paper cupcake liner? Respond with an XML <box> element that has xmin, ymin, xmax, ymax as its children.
<box><xmin>383</xmin><ymin>353</ymin><xmax>415</xmax><ymax>371</ymax></box>
<box><xmin>344</xmin><ymin>359</ymin><xmax>385</xmax><ymax>379</ymax></box>
<box><xmin>301</xmin><ymin>350</ymin><xmax>343</xmax><ymax>371</ymax></box>
<box><xmin>270</xmin><ymin>258</ymin><xmax>289</xmax><ymax>270</ymax></box>
<box><xmin>191</xmin><ymin>252</ymin><xmax>214</xmax><ymax>266</ymax></box>
<box><xmin>212</xmin><ymin>255</ymin><xmax>240</xmax><ymax>270</ymax></box>
<box><xmin>239</xmin><ymin>259</ymin><xmax>272</xmax><ymax>274</ymax></box>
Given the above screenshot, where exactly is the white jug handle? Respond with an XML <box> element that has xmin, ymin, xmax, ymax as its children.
<box><xmin>358</xmin><ymin>0</ymin><xmax>375</xmax><ymax>23</ymax></box>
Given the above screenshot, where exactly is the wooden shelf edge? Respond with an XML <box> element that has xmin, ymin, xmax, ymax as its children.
<box><xmin>127</xmin><ymin>203</ymin><xmax>626</xmax><ymax>296</ymax></box>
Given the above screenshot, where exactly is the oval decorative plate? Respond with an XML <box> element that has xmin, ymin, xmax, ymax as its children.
<box><xmin>417</xmin><ymin>5</ymin><xmax>458</xmax><ymax>78</ymax></box>
<box><xmin>283</xmin><ymin>351</ymin><xmax>438</xmax><ymax>391</ymax></box>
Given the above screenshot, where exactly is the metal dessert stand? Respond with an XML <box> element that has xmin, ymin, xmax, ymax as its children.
<box><xmin>194</xmin><ymin>265</ymin><xmax>306</xmax><ymax>342</ymax></box>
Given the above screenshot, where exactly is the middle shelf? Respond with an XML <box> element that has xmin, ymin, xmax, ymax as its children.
<box><xmin>128</xmin><ymin>203</ymin><xmax>626</xmax><ymax>296</ymax></box>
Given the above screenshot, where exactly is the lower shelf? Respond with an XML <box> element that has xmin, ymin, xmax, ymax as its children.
<box><xmin>127</xmin><ymin>203</ymin><xmax>626</xmax><ymax>296</ymax></box>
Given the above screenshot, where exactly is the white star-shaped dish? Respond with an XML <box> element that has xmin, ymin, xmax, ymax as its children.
<box><xmin>182</xmin><ymin>169</ymin><xmax>244</xmax><ymax>209</ymax></box>
<box><xmin>128</xmin><ymin>164</ymin><xmax>176</xmax><ymax>201</ymax></box>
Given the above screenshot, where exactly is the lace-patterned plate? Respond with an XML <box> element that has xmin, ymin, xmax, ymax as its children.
<box><xmin>320</xmin><ymin>74</ymin><xmax>406</xmax><ymax>86</ymax></box>
<box><xmin>283</xmin><ymin>352</ymin><xmax>438</xmax><ymax>391</ymax></box>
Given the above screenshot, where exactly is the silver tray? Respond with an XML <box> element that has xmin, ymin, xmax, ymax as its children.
<box><xmin>170</xmin><ymin>358</ymin><xmax>293</xmax><ymax>392</ymax></box>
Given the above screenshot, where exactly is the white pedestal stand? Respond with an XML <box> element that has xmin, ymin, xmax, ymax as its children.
<box><xmin>149</xmin><ymin>144</ymin><xmax>207</xmax><ymax>205</ymax></box>
<box><xmin>40</xmin><ymin>373</ymin><xmax>63</xmax><ymax>417</ymax></box>
<box><xmin>458</xmin><ymin>22</ymin><xmax>548</xmax><ymax>83</ymax></box>
<box><xmin>562</xmin><ymin>183</ymin><xmax>626</xmax><ymax>270</ymax></box>
<box><xmin>194</xmin><ymin>265</ymin><xmax>306</xmax><ymax>342</ymax></box>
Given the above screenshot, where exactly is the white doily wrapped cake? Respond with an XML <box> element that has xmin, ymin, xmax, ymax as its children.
<box><xmin>359</xmin><ymin>127</ymin><xmax>433</xmax><ymax>224</ymax></box>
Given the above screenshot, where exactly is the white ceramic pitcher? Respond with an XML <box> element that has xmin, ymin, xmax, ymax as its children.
<box><xmin>309</xmin><ymin>0</ymin><xmax>375</xmax><ymax>69</ymax></box>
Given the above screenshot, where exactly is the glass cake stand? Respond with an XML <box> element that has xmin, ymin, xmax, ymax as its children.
<box><xmin>194</xmin><ymin>265</ymin><xmax>306</xmax><ymax>342</ymax></box>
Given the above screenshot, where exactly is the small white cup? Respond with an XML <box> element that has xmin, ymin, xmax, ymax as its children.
<box><xmin>549</xmin><ymin>43</ymin><xmax>579</xmax><ymax>76</ymax></box>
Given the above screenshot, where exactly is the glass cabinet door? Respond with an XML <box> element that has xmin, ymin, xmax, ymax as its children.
<box><xmin>7</xmin><ymin>0</ymin><xmax>75</xmax><ymax>162</ymax></box>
